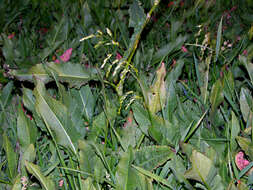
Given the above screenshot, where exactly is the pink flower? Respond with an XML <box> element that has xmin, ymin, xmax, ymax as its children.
<box><xmin>55</xmin><ymin>48</ymin><xmax>73</xmax><ymax>63</ymax></box>
<box><xmin>243</xmin><ymin>50</ymin><xmax>248</xmax><ymax>56</ymax></box>
<box><xmin>168</xmin><ymin>1</ymin><xmax>174</xmax><ymax>7</ymax></box>
<box><xmin>8</xmin><ymin>33</ymin><xmax>15</xmax><ymax>39</ymax></box>
<box><xmin>116</xmin><ymin>52</ymin><xmax>122</xmax><ymax>60</ymax></box>
<box><xmin>230</xmin><ymin>6</ymin><xmax>237</xmax><ymax>12</ymax></box>
<box><xmin>181</xmin><ymin>45</ymin><xmax>188</xmax><ymax>53</ymax></box>
<box><xmin>59</xmin><ymin>179</ymin><xmax>64</xmax><ymax>187</ymax></box>
<box><xmin>235</xmin><ymin>151</ymin><xmax>250</xmax><ymax>170</ymax></box>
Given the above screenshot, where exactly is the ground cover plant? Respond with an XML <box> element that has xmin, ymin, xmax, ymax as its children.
<box><xmin>0</xmin><ymin>0</ymin><xmax>253</xmax><ymax>189</ymax></box>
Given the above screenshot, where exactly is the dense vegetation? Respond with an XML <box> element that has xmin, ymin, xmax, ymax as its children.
<box><xmin>0</xmin><ymin>0</ymin><xmax>253</xmax><ymax>189</ymax></box>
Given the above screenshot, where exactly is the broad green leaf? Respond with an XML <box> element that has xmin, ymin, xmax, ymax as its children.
<box><xmin>22</xmin><ymin>87</ymin><xmax>47</xmax><ymax>132</ymax></box>
<box><xmin>88</xmin><ymin>112</ymin><xmax>107</xmax><ymax>141</ymax></box>
<box><xmin>236</xmin><ymin>136</ymin><xmax>253</xmax><ymax>160</ymax></box>
<box><xmin>25</xmin><ymin>161</ymin><xmax>55</xmax><ymax>190</ymax></box>
<box><xmin>148</xmin><ymin>62</ymin><xmax>166</xmax><ymax>114</ymax></box>
<box><xmin>184</xmin><ymin>149</ymin><xmax>224</xmax><ymax>189</ymax></box>
<box><xmin>165</xmin><ymin>59</ymin><xmax>184</xmax><ymax>120</ymax></box>
<box><xmin>223</xmin><ymin>71</ymin><xmax>239</xmax><ymax>115</ymax></box>
<box><xmin>81</xmin><ymin>177</ymin><xmax>96</xmax><ymax>190</ymax></box>
<box><xmin>0</xmin><ymin>81</ymin><xmax>13</xmax><ymax>108</ymax></box>
<box><xmin>78</xmin><ymin>140</ymin><xmax>105</xmax><ymax>182</ymax></box>
<box><xmin>240</xmin><ymin>88</ymin><xmax>253</xmax><ymax>127</ymax></box>
<box><xmin>239</xmin><ymin>55</ymin><xmax>253</xmax><ymax>85</ymax></box>
<box><xmin>134</xmin><ymin>146</ymin><xmax>173</xmax><ymax>171</ymax></box>
<box><xmin>0</xmin><ymin>81</ymin><xmax>13</xmax><ymax>131</ymax></box>
<box><xmin>20</xmin><ymin>144</ymin><xmax>36</xmax><ymax>175</ymax></box>
<box><xmin>3</xmin><ymin>133</ymin><xmax>17</xmax><ymax>181</ymax></box>
<box><xmin>215</xmin><ymin>17</ymin><xmax>222</xmax><ymax>62</ymax></box>
<box><xmin>10</xmin><ymin>62</ymin><xmax>97</xmax><ymax>88</ymax></box>
<box><xmin>17</xmin><ymin>102</ymin><xmax>37</xmax><ymax>150</ymax></box>
<box><xmin>229</xmin><ymin>112</ymin><xmax>240</xmax><ymax>151</ymax></box>
<box><xmin>34</xmin><ymin>79</ymin><xmax>80</xmax><ymax>154</ymax></box>
<box><xmin>169</xmin><ymin>155</ymin><xmax>194</xmax><ymax>189</ymax></box>
<box><xmin>132</xmin><ymin>164</ymin><xmax>174</xmax><ymax>189</ymax></box>
<box><xmin>115</xmin><ymin>148</ymin><xmax>134</xmax><ymax>190</ymax></box>
<box><xmin>121</xmin><ymin>111</ymin><xmax>142</xmax><ymax>150</ymax></box>
<box><xmin>132</xmin><ymin>101</ymin><xmax>151</xmax><ymax>136</ymax></box>
<box><xmin>128</xmin><ymin>0</ymin><xmax>146</xmax><ymax>28</ymax></box>
<box><xmin>210</xmin><ymin>79</ymin><xmax>224</xmax><ymax>120</ymax></box>
<box><xmin>115</xmin><ymin>148</ymin><xmax>151</xmax><ymax>190</ymax></box>
<box><xmin>73</xmin><ymin>85</ymin><xmax>95</xmax><ymax>121</ymax></box>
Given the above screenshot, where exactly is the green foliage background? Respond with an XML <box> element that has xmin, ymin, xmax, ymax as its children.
<box><xmin>0</xmin><ymin>0</ymin><xmax>253</xmax><ymax>189</ymax></box>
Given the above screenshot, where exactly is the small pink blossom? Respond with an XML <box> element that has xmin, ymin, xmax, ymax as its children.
<box><xmin>116</xmin><ymin>52</ymin><xmax>122</xmax><ymax>60</ymax></box>
<box><xmin>230</xmin><ymin>6</ymin><xmax>237</xmax><ymax>12</ymax></box>
<box><xmin>8</xmin><ymin>33</ymin><xmax>15</xmax><ymax>39</ymax></box>
<box><xmin>168</xmin><ymin>1</ymin><xmax>174</xmax><ymax>7</ymax></box>
<box><xmin>55</xmin><ymin>48</ymin><xmax>73</xmax><ymax>63</ymax></box>
<box><xmin>235</xmin><ymin>151</ymin><xmax>250</xmax><ymax>170</ymax></box>
<box><xmin>236</xmin><ymin>36</ymin><xmax>241</xmax><ymax>41</ymax></box>
<box><xmin>181</xmin><ymin>46</ymin><xmax>188</xmax><ymax>53</ymax></box>
<box><xmin>243</xmin><ymin>50</ymin><xmax>248</xmax><ymax>56</ymax></box>
<box><xmin>59</xmin><ymin>179</ymin><xmax>64</xmax><ymax>187</ymax></box>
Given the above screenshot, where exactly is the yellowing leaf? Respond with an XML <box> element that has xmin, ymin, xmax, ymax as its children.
<box><xmin>148</xmin><ymin>62</ymin><xmax>166</xmax><ymax>114</ymax></box>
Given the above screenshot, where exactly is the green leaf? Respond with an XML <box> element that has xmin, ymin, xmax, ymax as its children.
<box><xmin>129</xmin><ymin>0</ymin><xmax>146</xmax><ymax>28</ymax></box>
<box><xmin>240</xmin><ymin>88</ymin><xmax>253</xmax><ymax>127</ymax></box>
<box><xmin>10</xmin><ymin>62</ymin><xmax>97</xmax><ymax>88</ymax></box>
<box><xmin>25</xmin><ymin>161</ymin><xmax>55</xmax><ymax>190</ymax></box>
<box><xmin>81</xmin><ymin>177</ymin><xmax>96</xmax><ymax>190</ymax></box>
<box><xmin>229</xmin><ymin>112</ymin><xmax>240</xmax><ymax>151</ymax></box>
<box><xmin>132</xmin><ymin>101</ymin><xmax>151</xmax><ymax>136</ymax></box>
<box><xmin>0</xmin><ymin>81</ymin><xmax>13</xmax><ymax>131</ymax></box>
<box><xmin>165</xmin><ymin>59</ymin><xmax>184</xmax><ymax>120</ymax></box>
<box><xmin>17</xmin><ymin>102</ymin><xmax>37</xmax><ymax>150</ymax></box>
<box><xmin>75</xmin><ymin>85</ymin><xmax>95</xmax><ymax>121</ymax></box>
<box><xmin>78</xmin><ymin>140</ymin><xmax>105</xmax><ymax>182</ymax></box>
<box><xmin>3</xmin><ymin>133</ymin><xmax>17</xmax><ymax>181</ymax></box>
<box><xmin>132</xmin><ymin>164</ymin><xmax>173</xmax><ymax>189</ymax></box>
<box><xmin>152</xmin><ymin>36</ymin><xmax>187</xmax><ymax>65</ymax></box>
<box><xmin>20</xmin><ymin>144</ymin><xmax>36</xmax><ymax>175</ymax></box>
<box><xmin>116</xmin><ymin>148</ymin><xmax>151</xmax><ymax>190</ymax></box>
<box><xmin>22</xmin><ymin>87</ymin><xmax>47</xmax><ymax>132</ymax></box>
<box><xmin>34</xmin><ymin>79</ymin><xmax>80</xmax><ymax>154</ymax></box>
<box><xmin>11</xmin><ymin>175</ymin><xmax>21</xmax><ymax>190</ymax></box>
<box><xmin>210</xmin><ymin>79</ymin><xmax>224</xmax><ymax>120</ymax></box>
<box><xmin>121</xmin><ymin>111</ymin><xmax>142</xmax><ymax>150</ymax></box>
<box><xmin>215</xmin><ymin>17</ymin><xmax>222</xmax><ymax>62</ymax></box>
<box><xmin>184</xmin><ymin>149</ymin><xmax>224</xmax><ymax>189</ymax></box>
<box><xmin>236</xmin><ymin>136</ymin><xmax>253</xmax><ymax>160</ymax></box>
<box><xmin>115</xmin><ymin>148</ymin><xmax>133</xmax><ymax>190</ymax></box>
<box><xmin>134</xmin><ymin>146</ymin><xmax>173</xmax><ymax>171</ymax></box>
<box><xmin>198</xmin><ymin>55</ymin><xmax>211</xmax><ymax>104</ymax></box>
<box><xmin>239</xmin><ymin>55</ymin><xmax>253</xmax><ymax>85</ymax></box>
<box><xmin>0</xmin><ymin>81</ymin><xmax>13</xmax><ymax>108</ymax></box>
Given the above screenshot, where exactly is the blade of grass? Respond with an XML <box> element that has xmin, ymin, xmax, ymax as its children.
<box><xmin>215</xmin><ymin>17</ymin><xmax>223</xmax><ymax>62</ymax></box>
<box><xmin>132</xmin><ymin>164</ymin><xmax>173</xmax><ymax>189</ymax></box>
